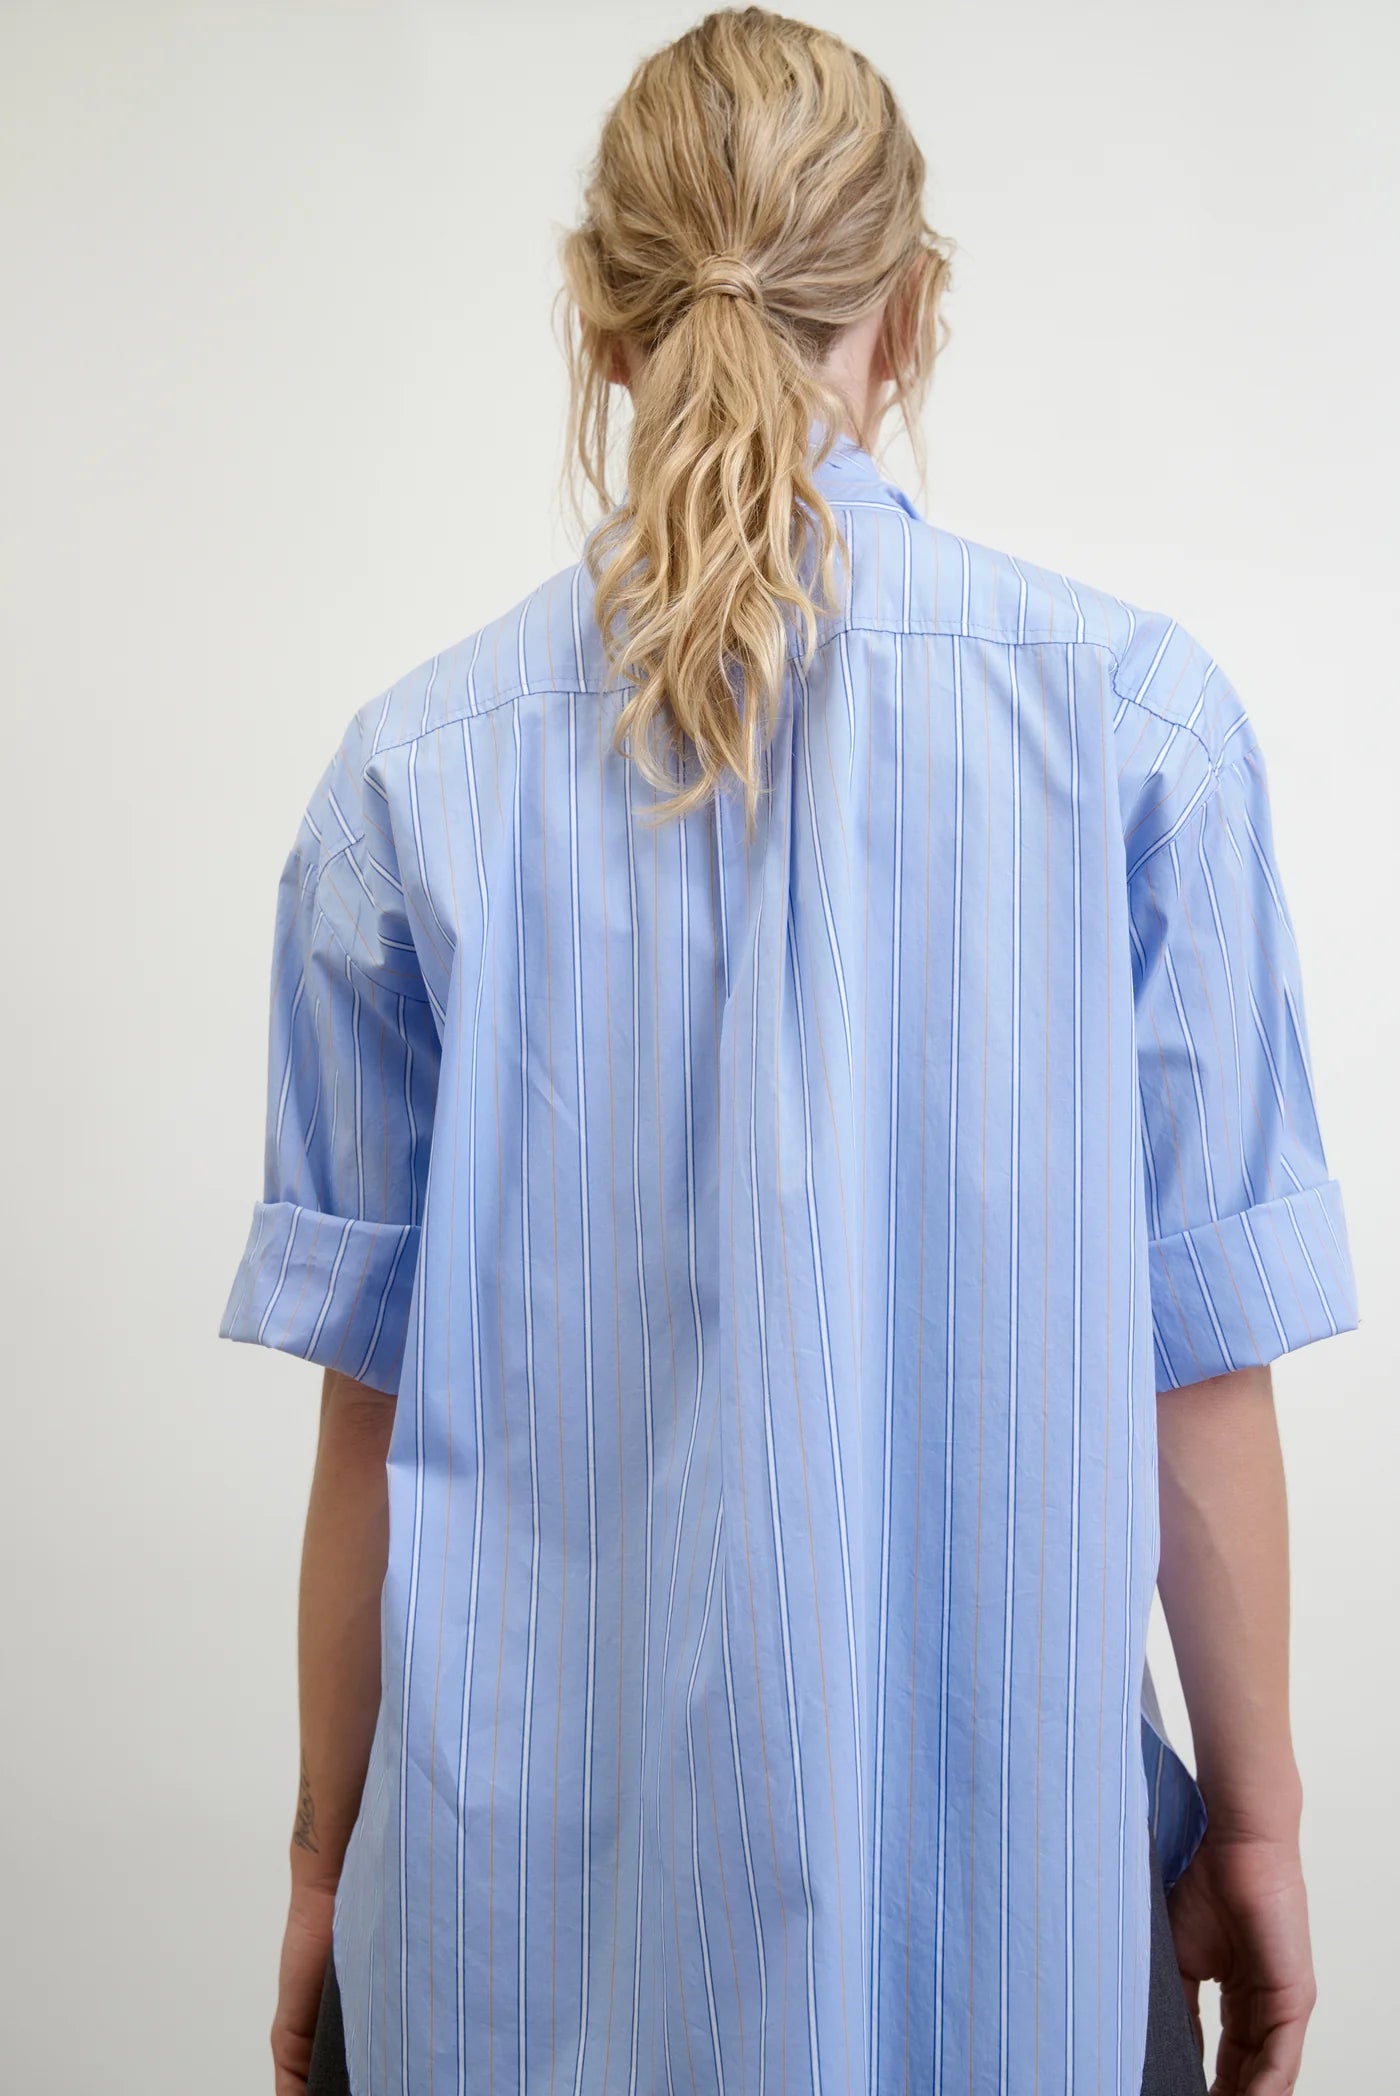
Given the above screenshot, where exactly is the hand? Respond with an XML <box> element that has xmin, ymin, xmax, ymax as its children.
<box><xmin>271</xmin><ymin>1879</ymin><xmax>335</xmax><ymax>2094</ymax></box>
<box><xmin>1165</xmin><ymin>1821</ymin><xmax>1316</xmax><ymax>2095</ymax></box>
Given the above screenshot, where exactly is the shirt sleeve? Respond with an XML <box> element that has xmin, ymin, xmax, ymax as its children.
<box><xmin>218</xmin><ymin>706</ymin><xmax>441</xmax><ymax>1395</ymax></box>
<box><xmin>1127</xmin><ymin>691</ymin><xmax>1359</xmax><ymax>1392</ymax></box>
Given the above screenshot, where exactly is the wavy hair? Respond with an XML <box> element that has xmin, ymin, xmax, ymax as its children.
<box><xmin>559</xmin><ymin>6</ymin><xmax>953</xmax><ymax>830</ymax></box>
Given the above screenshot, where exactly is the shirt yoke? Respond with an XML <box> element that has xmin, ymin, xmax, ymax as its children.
<box><xmin>344</xmin><ymin>503</ymin><xmax>1249</xmax><ymax>800</ymax></box>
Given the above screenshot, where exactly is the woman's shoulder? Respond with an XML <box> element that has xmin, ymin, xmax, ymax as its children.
<box><xmin>870</xmin><ymin>505</ymin><xmax>1240</xmax><ymax>745</ymax></box>
<box><xmin>334</xmin><ymin>560</ymin><xmax>609</xmax><ymax>776</ymax></box>
<box><xmin>841</xmin><ymin>499</ymin><xmax>1171</xmax><ymax>661</ymax></box>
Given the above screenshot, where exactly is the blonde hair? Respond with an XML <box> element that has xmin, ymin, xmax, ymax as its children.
<box><xmin>559</xmin><ymin>6</ymin><xmax>953</xmax><ymax>830</ymax></box>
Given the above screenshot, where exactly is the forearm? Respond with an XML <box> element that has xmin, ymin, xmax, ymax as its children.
<box><xmin>1155</xmin><ymin>1362</ymin><xmax>1302</xmax><ymax>1835</ymax></box>
<box><xmin>291</xmin><ymin>1367</ymin><xmax>395</xmax><ymax>1895</ymax></box>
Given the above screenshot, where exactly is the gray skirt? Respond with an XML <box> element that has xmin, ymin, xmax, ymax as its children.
<box><xmin>307</xmin><ymin>1822</ymin><xmax>1206</xmax><ymax>2095</ymax></box>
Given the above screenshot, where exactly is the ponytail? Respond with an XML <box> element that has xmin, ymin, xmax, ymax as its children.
<box><xmin>560</xmin><ymin>8</ymin><xmax>952</xmax><ymax>830</ymax></box>
<box><xmin>589</xmin><ymin>258</ymin><xmax>848</xmax><ymax>830</ymax></box>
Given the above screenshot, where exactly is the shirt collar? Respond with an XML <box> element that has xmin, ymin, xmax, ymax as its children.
<box><xmin>808</xmin><ymin>423</ymin><xmax>922</xmax><ymax>519</ymax></box>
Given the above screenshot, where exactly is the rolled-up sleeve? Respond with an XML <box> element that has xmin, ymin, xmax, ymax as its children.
<box><xmin>1129</xmin><ymin>711</ymin><xmax>1358</xmax><ymax>1391</ymax></box>
<box><xmin>219</xmin><ymin>711</ymin><xmax>440</xmax><ymax>1395</ymax></box>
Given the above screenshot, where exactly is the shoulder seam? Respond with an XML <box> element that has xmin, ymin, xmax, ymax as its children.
<box><xmin>1123</xmin><ymin>756</ymin><xmax>1232</xmax><ymax>884</ymax></box>
<box><xmin>1107</xmin><ymin>655</ymin><xmax>1221</xmax><ymax>784</ymax></box>
<box><xmin>310</xmin><ymin>831</ymin><xmax>365</xmax><ymax>884</ymax></box>
<box><xmin>307</xmin><ymin>832</ymin><xmax>435</xmax><ymax>1007</ymax></box>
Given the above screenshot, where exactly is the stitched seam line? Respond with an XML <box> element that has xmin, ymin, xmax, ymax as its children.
<box><xmin>337</xmin><ymin>635</ymin><xmax>1244</xmax><ymax>905</ymax></box>
<box><xmin>1125</xmin><ymin>740</ymin><xmax>1267</xmax><ymax>884</ymax></box>
<box><xmin>307</xmin><ymin>835</ymin><xmax>434</xmax><ymax>1006</ymax></box>
<box><xmin>1124</xmin><ymin>762</ymin><xmax>1223</xmax><ymax>885</ymax></box>
<box><xmin>1107</xmin><ymin>661</ymin><xmax>1222</xmax><ymax>782</ymax></box>
<box><xmin>360</xmin><ymin>633</ymin><xmax>1176</xmax><ymax>763</ymax></box>
<box><xmin>308</xmin><ymin>832</ymin><xmax>365</xmax><ymax>894</ymax></box>
<box><xmin>257</xmin><ymin>1197</ymin><xmax>422</xmax><ymax>1242</ymax></box>
<box><xmin>1146</xmin><ymin>1180</ymin><xmax>1335</xmax><ymax>1255</ymax></box>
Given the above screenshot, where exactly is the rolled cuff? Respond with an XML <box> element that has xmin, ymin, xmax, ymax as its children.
<box><xmin>1150</xmin><ymin>1179</ymin><xmax>1358</xmax><ymax>1392</ymax></box>
<box><xmin>218</xmin><ymin>1199</ymin><xmax>420</xmax><ymax>1397</ymax></box>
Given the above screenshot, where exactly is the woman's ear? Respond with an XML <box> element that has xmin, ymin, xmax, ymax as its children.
<box><xmin>871</xmin><ymin>322</ymin><xmax>894</xmax><ymax>390</ymax></box>
<box><xmin>877</xmin><ymin>252</ymin><xmax>927</xmax><ymax>387</ymax></box>
<box><xmin>608</xmin><ymin>336</ymin><xmax>637</xmax><ymax>389</ymax></box>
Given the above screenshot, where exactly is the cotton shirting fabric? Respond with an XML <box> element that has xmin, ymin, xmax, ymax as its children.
<box><xmin>221</xmin><ymin>432</ymin><xmax>1357</xmax><ymax>2094</ymax></box>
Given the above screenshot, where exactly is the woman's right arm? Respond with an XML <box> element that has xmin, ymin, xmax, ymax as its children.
<box><xmin>1155</xmin><ymin>1362</ymin><xmax>1317</xmax><ymax>2096</ymax></box>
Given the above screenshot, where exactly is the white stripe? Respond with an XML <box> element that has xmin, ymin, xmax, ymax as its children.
<box><xmin>787</xmin><ymin>917</ymin><xmax>866</xmax><ymax>2005</ymax></box>
<box><xmin>749</xmin><ymin>882</ymin><xmax>823</xmax><ymax>2096</ymax></box>
<box><xmin>654</xmin><ymin>814</ymin><xmax>710</xmax><ymax>1986</ymax></box>
<box><xmin>933</xmin><ymin>630</ymin><xmax>965</xmax><ymax>2087</ymax></box>
<box><xmin>511</xmin><ymin>700</ymin><xmax>542</xmax><ymax>2096</ymax></box>
<box><xmin>686</xmin><ymin>1503</ymin><xmax>728</xmax><ymax>2094</ymax></box>
<box><xmin>999</xmin><ymin>638</ymin><xmax>1023</xmax><ymax>2094</ymax></box>
<box><xmin>624</xmin><ymin>749</ymin><xmax>658</xmax><ymax>2096</ymax></box>
<box><xmin>720</xmin><ymin>1579</ymin><xmax>767</xmax><ymax>2096</ymax></box>
<box><xmin>407</xmin><ymin>734</ymin><xmax>455</xmax><ymax>952</ymax></box>
<box><xmin>398</xmin><ymin>1196</ymin><xmax>430</xmax><ymax>2091</ymax></box>
<box><xmin>567</xmin><ymin>690</ymin><xmax>600</xmax><ymax>2096</ymax></box>
<box><xmin>347</xmin><ymin>954</ymin><xmax>365</xmax><ymax>1219</ymax></box>
<box><xmin>1065</xmin><ymin>639</ymin><xmax>1083</xmax><ymax>2096</ymax></box>
<box><xmin>304</xmin><ymin>1216</ymin><xmax>354</xmax><ymax>1358</ymax></box>
<box><xmin>455</xmin><ymin>715</ymin><xmax>491</xmax><ymax>2096</ymax></box>
<box><xmin>868</xmin><ymin>601</ymin><xmax>906</xmax><ymax>2091</ymax></box>
<box><xmin>796</xmin><ymin>660</ymin><xmax>854</xmax><ymax>1080</ymax></box>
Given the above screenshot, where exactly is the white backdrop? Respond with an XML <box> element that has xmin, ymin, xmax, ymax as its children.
<box><xmin>2</xmin><ymin>3</ymin><xmax>1394</xmax><ymax>2089</ymax></box>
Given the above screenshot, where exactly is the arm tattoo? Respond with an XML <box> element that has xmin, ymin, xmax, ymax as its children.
<box><xmin>292</xmin><ymin>1753</ymin><xmax>319</xmax><ymax>1854</ymax></box>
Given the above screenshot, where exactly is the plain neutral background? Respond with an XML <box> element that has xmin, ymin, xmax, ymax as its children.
<box><xmin>2</xmin><ymin>2</ymin><xmax>1394</xmax><ymax>2088</ymax></box>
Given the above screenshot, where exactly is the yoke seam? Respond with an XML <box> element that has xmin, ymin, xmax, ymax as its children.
<box><xmin>321</xmin><ymin>627</ymin><xmax>1234</xmax><ymax>983</ymax></box>
<box><xmin>358</xmin><ymin>631</ymin><xmax>1204</xmax><ymax>768</ymax></box>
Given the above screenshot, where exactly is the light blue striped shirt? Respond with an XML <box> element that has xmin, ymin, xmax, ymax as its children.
<box><xmin>220</xmin><ymin>431</ymin><xmax>1358</xmax><ymax>2094</ymax></box>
